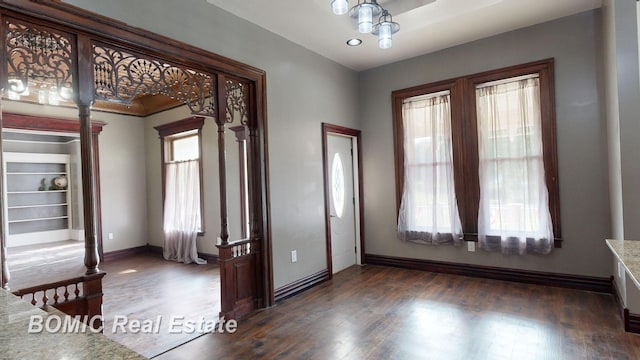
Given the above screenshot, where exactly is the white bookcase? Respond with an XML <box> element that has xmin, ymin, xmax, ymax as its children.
<box><xmin>2</xmin><ymin>152</ymin><xmax>72</xmax><ymax>248</ymax></box>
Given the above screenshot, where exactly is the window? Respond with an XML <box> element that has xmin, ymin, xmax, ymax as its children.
<box><xmin>154</xmin><ymin>117</ymin><xmax>205</xmax><ymax>233</ymax></box>
<box><xmin>392</xmin><ymin>59</ymin><xmax>560</xmax><ymax>254</ymax></box>
<box><xmin>331</xmin><ymin>153</ymin><xmax>345</xmax><ymax>219</ymax></box>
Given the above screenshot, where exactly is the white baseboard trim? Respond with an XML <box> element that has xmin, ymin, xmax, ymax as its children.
<box><xmin>7</xmin><ymin>229</ymin><xmax>71</xmax><ymax>248</ymax></box>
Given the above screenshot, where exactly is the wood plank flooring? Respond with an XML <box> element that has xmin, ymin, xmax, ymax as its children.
<box><xmin>6</xmin><ymin>242</ymin><xmax>220</xmax><ymax>358</ymax></box>
<box><xmin>100</xmin><ymin>253</ymin><xmax>220</xmax><ymax>358</ymax></box>
<box><xmin>158</xmin><ymin>265</ymin><xmax>640</xmax><ymax>360</ymax></box>
<box><xmin>7</xmin><ymin>240</ymin><xmax>86</xmax><ymax>289</ymax></box>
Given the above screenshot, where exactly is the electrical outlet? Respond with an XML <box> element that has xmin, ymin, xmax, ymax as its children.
<box><xmin>108</xmin><ymin>233</ymin><xmax>114</xmax><ymax>240</ymax></box>
<box><xmin>291</xmin><ymin>250</ymin><xmax>297</xmax><ymax>263</ymax></box>
<box><xmin>467</xmin><ymin>241</ymin><xmax>475</xmax><ymax>252</ymax></box>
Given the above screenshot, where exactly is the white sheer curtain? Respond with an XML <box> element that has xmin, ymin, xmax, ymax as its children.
<box><xmin>476</xmin><ymin>76</ymin><xmax>553</xmax><ymax>255</ymax></box>
<box><xmin>397</xmin><ymin>92</ymin><xmax>462</xmax><ymax>245</ymax></box>
<box><xmin>163</xmin><ymin>159</ymin><xmax>207</xmax><ymax>264</ymax></box>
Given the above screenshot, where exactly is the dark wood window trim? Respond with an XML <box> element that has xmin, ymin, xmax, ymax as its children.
<box><xmin>392</xmin><ymin>59</ymin><xmax>561</xmax><ymax>247</ymax></box>
<box><xmin>155</xmin><ymin>116</ymin><xmax>206</xmax><ymax>235</ymax></box>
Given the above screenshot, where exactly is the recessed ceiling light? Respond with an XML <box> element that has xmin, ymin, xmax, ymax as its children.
<box><xmin>346</xmin><ymin>38</ymin><xmax>362</xmax><ymax>46</ymax></box>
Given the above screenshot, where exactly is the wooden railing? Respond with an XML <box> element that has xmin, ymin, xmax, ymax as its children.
<box><xmin>217</xmin><ymin>238</ymin><xmax>261</xmax><ymax>320</ymax></box>
<box><xmin>13</xmin><ymin>272</ymin><xmax>106</xmax><ymax>330</ymax></box>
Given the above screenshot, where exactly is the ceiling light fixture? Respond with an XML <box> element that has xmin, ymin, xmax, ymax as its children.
<box><xmin>331</xmin><ymin>0</ymin><xmax>349</xmax><ymax>15</ymax></box>
<box><xmin>332</xmin><ymin>0</ymin><xmax>400</xmax><ymax>49</ymax></box>
<box><xmin>349</xmin><ymin>0</ymin><xmax>382</xmax><ymax>34</ymax></box>
<box><xmin>346</xmin><ymin>38</ymin><xmax>362</xmax><ymax>46</ymax></box>
<box><xmin>372</xmin><ymin>10</ymin><xmax>400</xmax><ymax>49</ymax></box>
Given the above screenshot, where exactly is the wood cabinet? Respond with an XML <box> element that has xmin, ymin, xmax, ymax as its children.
<box><xmin>2</xmin><ymin>152</ymin><xmax>71</xmax><ymax>247</ymax></box>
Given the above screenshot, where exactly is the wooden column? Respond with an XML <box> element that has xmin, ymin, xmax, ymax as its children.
<box><xmin>76</xmin><ymin>34</ymin><xmax>99</xmax><ymax>275</ymax></box>
<box><xmin>216</xmin><ymin>75</ymin><xmax>229</xmax><ymax>245</ymax></box>
<box><xmin>0</xmin><ymin>95</ymin><xmax>10</xmax><ymax>290</ymax></box>
<box><xmin>78</xmin><ymin>104</ymin><xmax>99</xmax><ymax>274</ymax></box>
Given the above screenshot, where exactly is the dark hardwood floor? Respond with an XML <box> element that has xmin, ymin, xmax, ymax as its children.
<box><xmin>7</xmin><ymin>244</ymin><xmax>640</xmax><ymax>359</ymax></box>
<box><xmin>100</xmin><ymin>253</ymin><xmax>220</xmax><ymax>358</ymax></box>
<box><xmin>158</xmin><ymin>265</ymin><xmax>640</xmax><ymax>360</ymax></box>
<box><xmin>6</xmin><ymin>242</ymin><xmax>220</xmax><ymax>358</ymax></box>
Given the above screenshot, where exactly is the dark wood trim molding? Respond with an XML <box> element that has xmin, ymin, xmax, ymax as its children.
<box><xmin>274</xmin><ymin>269</ymin><xmax>330</xmax><ymax>303</ymax></box>
<box><xmin>2</xmin><ymin>112</ymin><xmax>105</xmax><ymax>134</ymax></box>
<box><xmin>391</xmin><ymin>59</ymin><xmax>561</xmax><ymax>246</ymax></box>
<box><xmin>624</xmin><ymin>309</ymin><xmax>640</xmax><ymax>334</ymax></box>
<box><xmin>154</xmin><ymin>116</ymin><xmax>206</xmax><ymax>234</ymax></box>
<box><xmin>146</xmin><ymin>244</ymin><xmax>219</xmax><ymax>264</ymax></box>
<box><xmin>365</xmin><ymin>254</ymin><xmax>612</xmax><ymax>294</ymax></box>
<box><xmin>611</xmin><ymin>275</ymin><xmax>640</xmax><ymax>334</ymax></box>
<box><xmin>102</xmin><ymin>246</ymin><xmax>148</xmax><ymax>263</ymax></box>
<box><xmin>154</xmin><ymin>117</ymin><xmax>205</xmax><ymax>138</ymax></box>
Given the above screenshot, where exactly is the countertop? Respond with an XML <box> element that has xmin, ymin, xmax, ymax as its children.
<box><xmin>606</xmin><ymin>239</ymin><xmax>640</xmax><ymax>290</ymax></box>
<box><xmin>0</xmin><ymin>288</ymin><xmax>147</xmax><ymax>359</ymax></box>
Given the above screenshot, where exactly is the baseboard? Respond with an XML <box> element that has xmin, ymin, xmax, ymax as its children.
<box><xmin>146</xmin><ymin>244</ymin><xmax>219</xmax><ymax>263</ymax></box>
<box><xmin>624</xmin><ymin>309</ymin><xmax>640</xmax><ymax>334</ymax></box>
<box><xmin>612</xmin><ymin>276</ymin><xmax>640</xmax><ymax>334</ymax></box>
<box><xmin>365</xmin><ymin>254</ymin><xmax>612</xmax><ymax>294</ymax></box>
<box><xmin>275</xmin><ymin>269</ymin><xmax>330</xmax><ymax>303</ymax></box>
<box><xmin>147</xmin><ymin>244</ymin><xmax>163</xmax><ymax>255</ymax></box>
<box><xmin>103</xmin><ymin>245</ymin><xmax>148</xmax><ymax>262</ymax></box>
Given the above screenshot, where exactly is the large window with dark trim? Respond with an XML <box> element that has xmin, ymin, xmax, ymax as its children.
<box><xmin>155</xmin><ymin>117</ymin><xmax>205</xmax><ymax>234</ymax></box>
<box><xmin>392</xmin><ymin>59</ymin><xmax>560</xmax><ymax>254</ymax></box>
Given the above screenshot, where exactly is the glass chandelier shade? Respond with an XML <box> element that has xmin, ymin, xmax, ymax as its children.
<box><xmin>331</xmin><ymin>0</ymin><xmax>349</xmax><ymax>15</ymax></box>
<box><xmin>348</xmin><ymin>1</ymin><xmax>383</xmax><ymax>34</ymax></box>
<box><xmin>372</xmin><ymin>10</ymin><xmax>400</xmax><ymax>49</ymax></box>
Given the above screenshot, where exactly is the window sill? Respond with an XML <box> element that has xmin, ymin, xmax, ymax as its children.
<box><xmin>463</xmin><ymin>234</ymin><xmax>562</xmax><ymax>248</ymax></box>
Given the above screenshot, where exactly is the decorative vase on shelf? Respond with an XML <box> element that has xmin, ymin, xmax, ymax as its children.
<box><xmin>38</xmin><ymin>178</ymin><xmax>46</xmax><ymax>191</ymax></box>
<box><xmin>49</xmin><ymin>175</ymin><xmax>68</xmax><ymax>190</ymax></box>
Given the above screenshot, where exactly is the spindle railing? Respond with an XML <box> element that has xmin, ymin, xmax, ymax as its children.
<box><xmin>13</xmin><ymin>273</ymin><xmax>106</xmax><ymax>330</ymax></box>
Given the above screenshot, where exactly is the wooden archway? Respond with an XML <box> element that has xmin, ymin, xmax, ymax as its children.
<box><xmin>0</xmin><ymin>0</ymin><xmax>273</xmax><ymax>319</ymax></box>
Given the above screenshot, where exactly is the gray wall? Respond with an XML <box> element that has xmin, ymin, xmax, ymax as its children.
<box><xmin>64</xmin><ymin>0</ymin><xmax>360</xmax><ymax>288</ymax></box>
<box><xmin>603</xmin><ymin>0</ymin><xmax>640</xmax><ymax>241</ymax></box>
<box><xmin>359</xmin><ymin>10</ymin><xmax>612</xmax><ymax>277</ymax></box>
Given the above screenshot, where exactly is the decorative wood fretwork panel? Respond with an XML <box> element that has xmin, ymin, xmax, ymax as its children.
<box><xmin>225</xmin><ymin>78</ymin><xmax>249</xmax><ymax>125</ymax></box>
<box><xmin>4</xmin><ymin>17</ymin><xmax>75</xmax><ymax>102</ymax></box>
<box><xmin>92</xmin><ymin>43</ymin><xmax>216</xmax><ymax>118</ymax></box>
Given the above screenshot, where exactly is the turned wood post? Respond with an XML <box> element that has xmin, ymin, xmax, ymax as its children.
<box><xmin>78</xmin><ymin>104</ymin><xmax>99</xmax><ymax>274</ymax></box>
<box><xmin>216</xmin><ymin>75</ymin><xmax>229</xmax><ymax>245</ymax></box>
<box><xmin>0</xmin><ymin>94</ymin><xmax>10</xmax><ymax>290</ymax></box>
<box><xmin>77</xmin><ymin>35</ymin><xmax>99</xmax><ymax>275</ymax></box>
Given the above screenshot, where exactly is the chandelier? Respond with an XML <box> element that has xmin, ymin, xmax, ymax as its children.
<box><xmin>331</xmin><ymin>0</ymin><xmax>400</xmax><ymax>49</ymax></box>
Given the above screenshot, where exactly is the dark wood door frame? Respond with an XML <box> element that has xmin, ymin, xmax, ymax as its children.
<box><xmin>322</xmin><ymin>123</ymin><xmax>365</xmax><ymax>276</ymax></box>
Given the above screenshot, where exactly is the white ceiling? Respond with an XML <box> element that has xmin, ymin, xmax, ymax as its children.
<box><xmin>205</xmin><ymin>0</ymin><xmax>602</xmax><ymax>71</ymax></box>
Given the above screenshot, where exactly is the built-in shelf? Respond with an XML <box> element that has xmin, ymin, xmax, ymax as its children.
<box><xmin>7</xmin><ymin>190</ymin><xmax>68</xmax><ymax>194</ymax></box>
<box><xmin>7</xmin><ymin>172</ymin><xmax>68</xmax><ymax>175</ymax></box>
<box><xmin>8</xmin><ymin>216</ymin><xmax>69</xmax><ymax>224</ymax></box>
<box><xmin>3</xmin><ymin>152</ymin><xmax>72</xmax><ymax>242</ymax></box>
<box><xmin>8</xmin><ymin>203</ymin><xmax>68</xmax><ymax>209</ymax></box>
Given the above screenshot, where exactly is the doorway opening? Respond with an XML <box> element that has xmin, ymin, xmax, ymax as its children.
<box><xmin>322</xmin><ymin>123</ymin><xmax>365</xmax><ymax>275</ymax></box>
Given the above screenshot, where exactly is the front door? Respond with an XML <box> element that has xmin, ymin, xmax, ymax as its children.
<box><xmin>327</xmin><ymin>134</ymin><xmax>356</xmax><ymax>274</ymax></box>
